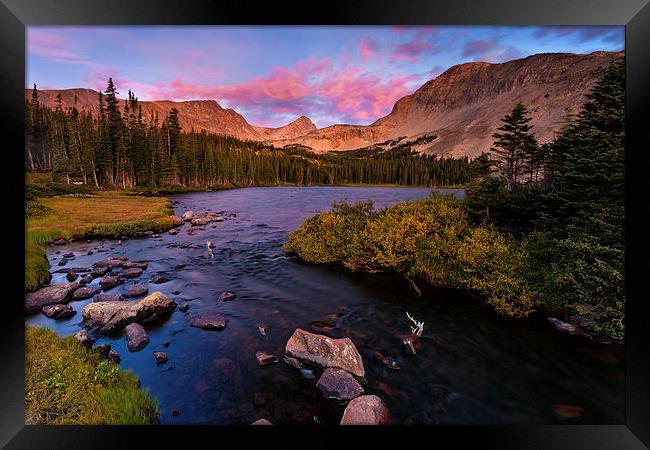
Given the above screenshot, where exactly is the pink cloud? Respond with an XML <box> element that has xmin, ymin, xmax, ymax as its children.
<box><xmin>84</xmin><ymin>69</ymin><xmax>132</xmax><ymax>93</ymax></box>
<box><xmin>28</xmin><ymin>29</ymin><xmax>93</xmax><ymax>66</ymax></box>
<box><xmin>390</xmin><ymin>39</ymin><xmax>432</xmax><ymax>62</ymax></box>
<box><xmin>318</xmin><ymin>68</ymin><xmax>418</xmax><ymax>120</ymax></box>
<box><xmin>390</xmin><ymin>26</ymin><xmax>438</xmax><ymax>37</ymax></box>
<box><xmin>461</xmin><ymin>39</ymin><xmax>523</xmax><ymax>62</ymax></box>
<box><xmin>91</xmin><ymin>55</ymin><xmax>421</xmax><ymax>126</ymax></box>
<box><xmin>358</xmin><ymin>36</ymin><xmax>379</xmax><ymax>61</ymax></box>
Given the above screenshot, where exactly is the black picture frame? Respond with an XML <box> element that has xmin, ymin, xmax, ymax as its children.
<box><xmin>1</xmin><ymin>0</ymin><xmax>648</xmax><ymax>448</ymax></box>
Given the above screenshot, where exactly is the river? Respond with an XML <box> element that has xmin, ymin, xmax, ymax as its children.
<box><xmin>26</xmin><ymin>186</ymin><xmax>624</xmax><ymax>425</ymax></box>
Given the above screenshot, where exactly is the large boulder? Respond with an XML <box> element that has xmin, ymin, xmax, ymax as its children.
<box><xmin>340</xmin><ymin>395</ymin><xmax>389</xmax><ymax>425</ymax></box>
<box><xmin>316</xmin><ymin>368</ymin><xmax>364</xmax><ymax>401</ymax></box>
<box><xmin>181</xmin><ymin>211</ymin><xmax>194</xmax><ymax>221</ymax></box>
<box><xmin>82</xmin><ymin>291</ymin><xmax>177</xmax><ymax>333</ymax></box>
<box><xmin>42</xmin><ymin>304</ymin><xmax>76</xmax><ymax>320</ymax></box>
<box><xmin>285</xmin><ymin>328</ymin><xmax>365</xmax><ymax>378</ymax></box>
<box><xmin>124</xmin><ymin>323</ymin><xmax>149</xmax><ymax>352</ymax></box>
<box><xmin>171</xmin><ymin>215</ymin><xmax>183</xmax><ymax>227</ymax></box>
<box><xmin>25</xmin><ymin>283</ymin><xmax>79</xmax><ymax>313</ymax></box>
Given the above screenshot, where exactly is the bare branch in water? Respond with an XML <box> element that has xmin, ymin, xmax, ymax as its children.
<box><xmin>406</xmin><ymin>312</ymin><xmax>424</xmax><ymax>337</ymax></box>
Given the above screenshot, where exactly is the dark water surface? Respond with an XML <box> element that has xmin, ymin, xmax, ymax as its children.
<box><xmin>26</xmin><ymin>186</ymin><xmax>624</xmax><ymax>425</ymax></box>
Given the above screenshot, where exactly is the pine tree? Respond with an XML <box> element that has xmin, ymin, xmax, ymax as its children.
<box><xmin>490</xmin><ymin>103</ymin><xmax>538</xmax><ymax>190</ymax></box>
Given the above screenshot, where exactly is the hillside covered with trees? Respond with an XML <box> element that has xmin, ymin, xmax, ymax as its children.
<box><xmin>25</xmin><ymin>79</ymin><xmax>473</xmax><ymax>190</ymax></box>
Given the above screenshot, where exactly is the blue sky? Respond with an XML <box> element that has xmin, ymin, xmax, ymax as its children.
<box><xmin>27</xmin><ymin>25</ymin><xmax>624</xmax><ymax>127</ymax></box>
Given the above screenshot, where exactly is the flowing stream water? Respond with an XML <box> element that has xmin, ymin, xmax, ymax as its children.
<box><xmin>26</xmin><ymin>186</ymin><xmax>624</xmax><ymax>425</ymax></box>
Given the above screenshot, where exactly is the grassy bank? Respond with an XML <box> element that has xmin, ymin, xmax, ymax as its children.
<box><xmin>26</xmin><ymin>326</ymin><xmax>158</xmax><ymax>424</ymax></box>
<box><xmin>285</xmin><ymin>195</ymin><xmax>534</xmax><ymax>319</ymax></box>
<box><xmin>26</xmin><ymin>193</ymin><xmax>174</xmax><ymax>246</ymax></box>
<box><xmin>25</xmin><ymin>176</ymin><xmax>176</xmax><ymax>291</ymax></box>
<box><xmin>25</xmin><ymin>241</ymin><xmax>51</xmax><ymax>292</ymax></box>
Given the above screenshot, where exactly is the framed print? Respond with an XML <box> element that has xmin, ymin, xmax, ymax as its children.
<box><xmin>1</xmin><ymin>0</ymin><xmax>649</xmax><ymax>448</ymax></box>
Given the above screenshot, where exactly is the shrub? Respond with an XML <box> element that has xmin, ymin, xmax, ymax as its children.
<box><xmin>286</xmin><ymin>195</ymin><xmax>534</xmax><ymax>318</ymax></box>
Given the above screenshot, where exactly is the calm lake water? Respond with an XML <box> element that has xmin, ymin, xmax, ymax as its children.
<box><xmin>26</xmin><ymin>186</ymin><xmax>624</xmax><ymax>425</ymax></box>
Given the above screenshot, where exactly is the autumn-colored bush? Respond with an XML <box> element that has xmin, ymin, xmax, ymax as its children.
<box><xmin>286</xmin><ymin>195</ymin><xmax>534</xmax><ymax>318</ymax></box>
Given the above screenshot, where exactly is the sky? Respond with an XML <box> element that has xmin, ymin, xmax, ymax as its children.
<box><xmin>27</xmin><ymin>26</ymin><xmax>624</xmax><ymax>128</ymax></box>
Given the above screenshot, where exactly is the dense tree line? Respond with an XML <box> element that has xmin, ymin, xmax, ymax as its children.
<box><xmin>466</xmin><ymin>62</ymin><xmax>625</xmax><ymax>339</ymax></box>
<box><xmin>25</xmin><ymin>79</ymin><xmax>473</xmax><ymax>189</ymax></box>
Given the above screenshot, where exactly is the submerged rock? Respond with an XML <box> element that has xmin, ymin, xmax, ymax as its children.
<box><xmin>340</xmin><ymin>395</ymin><xmax>389</xmax><ymax>425</ymax></box>
<box><xmin>93</xmin><ymin>293</ymin><xmax>123</xmax><ymax>303</ymax></box>
<box><xmin>74</xmin><ymin>329</ymin><xmax>93</xmax><ymax>347</ymax></box>
<box><xmin>107</xmin><ymin>349</ymin><xmax>121</xmax><ymax>364</ymax></box>
<box><xmin>285</xmin><ymin>328</ymin><xmax>365</xmax><ymax>378</ymax></box>
<box><xmin>191</xmin><ymin>217</ymin><xmax>210</xmax><ymax>226</ymax></box>
<box><xmin>78</xmin><ymin>273</ymin><xmax>94</xmax><ymax>285</ymax></box>
<box><xmin>25</xmin><ymin>283</ymin><xmax>79</xmax><ymax>313</ymax></box>
<box><xmin>151</xmin><ymin>275</ymin><xmax>171</xmax><ymax>284</ymax></box>
<box><xmin>190</xmin><ymin>313</ymin><xmax>228</xmax><ymax>330</ymax></box>
<box><xmin>316</xmin><ymin>368</ymin><xmax>364</xmax><ymax>401</ymax></box>
<box><xmin>72</xmin><ymin>286</ymin><xmax>101</xmax><ymax>301</ymax></box>
<box><xmin>120</xmin><ymin>267</ymin><xmax>144</xmax><ymax>279</ymax></box>
<box><xmin>255</xmin><ymin>351</ymin><xmax>279</xmax><ymax>366</ymax></box>
<box><xmin>153</xmin><ymin>351</ymin><xmax>168</xmax><ymax>364</ymax></box>
<box><xmin>122</xmin><ymin>284</ymin><xmax>149</xmax><ymax>299</ymax></box>
<box><xmin>93</xmin><ymin>258</ymin><xmax>127</xmax><ymax>269</ymax></box>
<box><xmin>42</xmin><ymin>304</ymin><xmax>76</xmax><ymax>320</ymax></box>
<box><xmin>218</xmin><ymin>291</ymin><xmax>236</xmax><ymax>301</ymax></box>
<box><xmin>99</xmin><ymin>275</ymin><xmax>123</xmax><ymax>290</ymax></box>
<box><xmin>282</xmin><ymin>355</ymin><xmax>303</xmax><ymax>369</ymax></box>
<box><xmin>553</xmin><ymin>404</ymin><xmax>583</xmax><ymax>419</ymax></box>
<box><xmin>82</xmin><ymin>291</ymin><xmax>177</xmax><ymax>333</ymax></box>
<box><xmin>124</xmin><ymin>323</ymin><xmax>149</xmax><ymax>352</ymax></box>
<box><xmin>90</xmin><ymin>266</ymin><xmax>111</xmax><ymax>277</ymax></box>
<box><xmin>374</xmin><ymin>352</ymin><xmax>401</xmax><ymax>370</ymax></box>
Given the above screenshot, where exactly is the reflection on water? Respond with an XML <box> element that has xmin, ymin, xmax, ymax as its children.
<box><xmin>26</xmin><ymin>187</ymin><xmax>624</xmax><ymax>425</ymax></box>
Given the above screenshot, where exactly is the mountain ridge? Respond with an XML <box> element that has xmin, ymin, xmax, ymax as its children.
<box><xmin>27</xmin><ymin>50</ymin><xmax>624</xmax><ymax>158</ymax></box>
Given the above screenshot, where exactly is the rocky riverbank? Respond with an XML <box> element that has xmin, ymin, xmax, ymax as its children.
<box><xmin>24</xmin><ymin>187</ymin><xmax>624</xmax><ymax>425</ymax></box>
